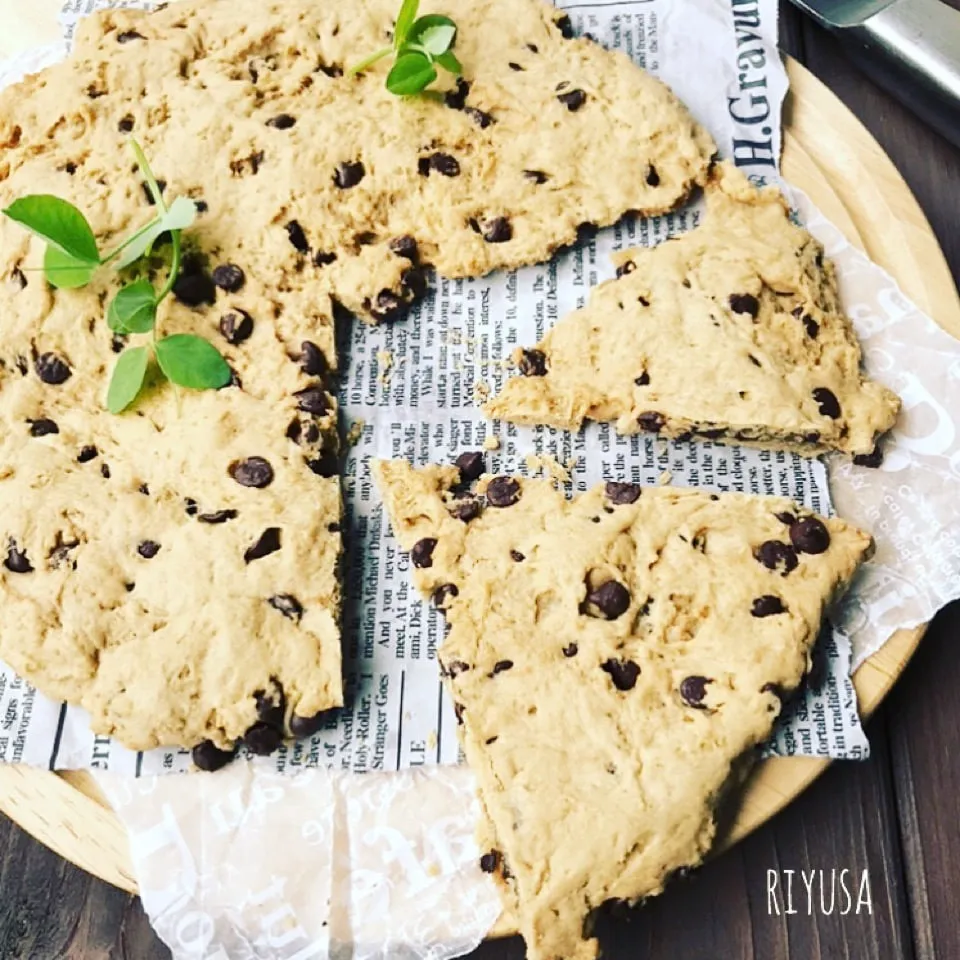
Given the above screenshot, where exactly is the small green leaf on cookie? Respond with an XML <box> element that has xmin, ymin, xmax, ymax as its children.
<box><xmin>155</xmin><ymin>334</ymin><xmax>232</xmax><ymax>390</ymax></box>
<box><xmin>107</xmin><ymin>346</ymin><xmax>150</xmax><ymax>414</ymax></box>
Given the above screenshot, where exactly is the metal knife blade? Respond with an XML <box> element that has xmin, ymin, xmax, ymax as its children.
<box><xmin>789</xmin><ymin>0</ymin><xmax>899</xmax><ymax>29</ymax></box>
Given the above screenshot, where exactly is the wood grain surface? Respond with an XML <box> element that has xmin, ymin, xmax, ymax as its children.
<box><xmin>2</xmin><ymin>2</ymin><xmax>960</xmax><ymax>957</ymax></box>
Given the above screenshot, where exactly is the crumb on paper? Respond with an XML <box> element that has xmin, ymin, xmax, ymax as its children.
<box><xmin>427</xmin><ymin>729</ymin><xmax>438</xmax><ymax>750</ymax></box>
<box><xmin>426</xmin><ymin>862</ymin><xmax>441</xmax><ymax>878</ymax></box>
<box><xmin>346</xmin><ymin>419</ymin><xmax>366</xmax><ymax>446</ymax></box>
<box><xmin>659</xmin><ymin>470</ymin><xmax>673</xmax><ymax>485</ymax></box>
<box><xmin>565</xmin><ymin>456</ymin><xmax>579</xmax><ymax>472</ymax></box>
<box><xmin>473</xmin><ymin>380</ymin><xmax>491</xmax><ymax>404</ymax></box>
<box><xmin>483</xmin><ymin>435</ymin><xmax>501</xmax><ymax>452</ymax></box>
<box><xmin>523</xmin><ymin>454</ymin><xmax>571</xmax><ymax>484</ymax></box>
<box><xmin>376</xmin><ymin>349</ymin><xmax>394</xmax><ymax>385</ymax></box>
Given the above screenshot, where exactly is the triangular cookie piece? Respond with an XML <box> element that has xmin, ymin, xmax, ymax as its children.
<box><xmin>374</xmin><ymin>457</ymin><xmax>872</xmax><ymax>960</ymax></box>
<box><xmin>486</xmin><ymin>163</ymin><xmax>900</xmax><ymax>459</ymax></box>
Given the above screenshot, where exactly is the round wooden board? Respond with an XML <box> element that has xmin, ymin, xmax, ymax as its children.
<box><xmin>0</xmin><ymin>6</ymin><xmax>958</xmax><ymax>905</ymax></box>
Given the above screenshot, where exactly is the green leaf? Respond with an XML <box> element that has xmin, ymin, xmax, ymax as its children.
<box><xmin>408</xmin><ymin>15</ymin><xmax>457</xmax><ymax>56</ymax></box>
<box><xmin>386</xmin><ymin>52</ymin><xmax>437</xmax><ymax>96</ymax></box>
<box><xmin>107</xmin><ymin>346</ymin><xmax>150</xmax><ymax>414</ymax></box>
<box><xmin>4</xmin><ymin>195</ymin><xmax>100</xmax><ymax>263</ymax></box>
<box><xmin>108</xmin><ymin>280</ymin><xmax>157</xmax><ymax>334</ymax></box>
<box><xmin>43</xmin><ymin>246</ymin><xmax>97</xmax><ymax>289</ymax></box>
<box><xmin>436</xmin><ymin>50</ymin><xmax>462</xmax><ymax>75</ymax></box>
<box><xmin>347</xmin><ymin>47</ymin><xmax>392</xmax><ymax>76</ymax></box>
<box><xmin>155</xmin><ymin>334</ymin><xmax>231</xmax><ymax>390</ymax></box>
<box><xmin>113</xmin><ymin>196</ymin><xmax>197</xmax><ymax>269</ymax></box>
<box><xmin>130</xmin><ymin>139</ymin><xmax>166</xmax><ymax>213</ymax></box>
<box><xmin>393</xmin><ymin>0</ymin><xmax>420</xmax><ymax>48</ymax></box>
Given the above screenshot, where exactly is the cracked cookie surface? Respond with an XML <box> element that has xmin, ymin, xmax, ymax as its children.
<box><xmin>486</xmin><ymin>162</ymin><xmax>900</xmax><ymax>459</ymax></box>
<box><xmin>375</xmin><ymin>456</ymin><xmax>872</xmax><ymax>960</ymax></box>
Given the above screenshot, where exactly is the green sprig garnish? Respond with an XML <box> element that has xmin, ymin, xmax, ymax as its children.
<box><xmin>348</xmin><ymin>0</ymin><xmax>462</xmax><ymax>96</ymax></box>
<box><xmin>2</xmin><ymin>140</ymin><xmax>230</xmax><ymax>414</ymax></box>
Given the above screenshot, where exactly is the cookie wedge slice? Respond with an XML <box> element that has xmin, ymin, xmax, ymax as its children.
<box><xmin>374</xmin><ymin>457</ymin><xmax>873</xmax><ymax>960</ymax></box>
<box><xmin>486</xmin><ymin>162</ymin><xmax>900</xmax><ymax>458</ymax></box>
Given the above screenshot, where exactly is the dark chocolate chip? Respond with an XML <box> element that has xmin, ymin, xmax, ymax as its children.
<box><xmin>790</xmin><ymin>517</ymin><xmax>830</xmax><ymax>554</ymax></box>
<box><xmin>479</xmin><ymin>850</ymin><xmax>501</xmax><ymax>873</ymax></box>
<box><xmin>100</xmin><ymin>463</ymin><xmax>111</xmax><ymax>479</ymax></box>
<box><xmin>418</xmin><ymin>157</ymin><xmax>432</xmax><ymax>177</ymax></box>
<box><xmin>444</xmin><ymin>78</ymin><xmax>470</xmax><ymax>109</ymax></box>
<box><xmin>299</xmin><ymin>341</ymin><xmax>327</xmax><ymax>376</ymax></box>
<box><xmin>77</xmin><ymin>445</ymin><xmax>98</xmax><ymax>463</ymax></box>
<box><xmin>754</xmin><ymin>540</ymin><xmax>799</xmax><ymax>575</ymax></box>
<box><xmin>244</xmin><ymin>722</ymin><xmax>283</xmax><ymax>756</ymax></box>
<box><xmin>411</xmin><ymin>537</ymin><xmax>438</xmax><ymax>569</ymax></box>
<box><xmin>508</xmin><ymin>61</ymin><xmax>524</xmax><ymax>71</ymax></box>
<box><xmin>219</xmin><ymin>309</ymin><xmax>254</xmax><ymax>344</ymax></box>
<box><xmin>601</xmin><ymin>658</ymin><xmax>641</xmax><ymax>691</ymax></box>
<box><xmin>510</xmin><ymin>550</ymin><xmax>525</xmax><ymax>562</ymax></box>
<box><xmin>646</xmin><ymin>165</ymin><xmax>660</xmax><ymax>187</ymax></box>
<box><xmin>775</xmin><ymin>511</ymin><xmax>797</xmax><ymax>526</ymax></box>
<box><xmin>637</xmin><ymin>411</ymin><xmax>665</xmax><ymax>432</ymax></box>
<box><xmin>289</xmin><ymin>710</ymin><xmax>329</xmax><ymax>737</ymax></box>
<box><xmin>184</xmin><ymin>498</ymin><xmax>199</xmax><ymax>516</ymax></box>
<box><xmin>354</xmin><ymin>231</ymin><xmax>377</xmax><ymax>247</ymax></box>
<box><xmin>482</xmin><ymin>217</ymin><xmax>512</xmax><ymax>243</ymax></box>
<box><xmin>519</xmin><ymin>349</ymin><xmax>547</xmax><ymax>377</ymax></box>
<box><xmin>455</xmin><ymin>451</ymin><xmax>485</xmax><ymax>482</ymax></box>
<box><xmin>117</xmin><ymin>29</ymin><xmax>145</xmax><ymax>42</ymax></box>
<box><xmin>172</xmin><ymin>260</ymin><xmax>216</xmax><ymax>307</ymax></box>
<box><xmin>389</xmin><ymin>235</ymin><xmax>418</xmax><ymax>261</ymax></box>
<box><xmin>523</xmin><ymin>169</ymin><xmax>548</xmax><ymax>184</ymax></box>
<box><xmin>401</xmin><ymin>266</ymin><xmax>427</xmax><ymax>299</ymax></box>
<box><xmin>728</xmin><ymin>293</ymin><xmax>759</xmax><ymax>318</ymax></box>
<box><xmin>562</xmin><ymin>643</ymin><xmax>578</xmax><ymax>658</ymax></box>
<box><xmin>29</xmin><ymin>418</ymin><xmax>59</xmax><ymax>437</ymax></box>
<box><xmin>35</xmin><ymin>352</ymin><xmax>71</xmax><ymax>385</ymax></box>
<box><xmin>853</xmin><ymin>446</ymin><xmax>884</xmax><ymax>469</ymax></box>
<box><xmin>527</xmin><ymin>42</ymin><xmax>539</xmax><ymax>52</ymax></box>
<box><xmin>557</xmin><ymin>89</ymin><xmax>587</xmax><ymax>111</ymax></box>
<box><xmin>586</xmin><ymin>581</ymin><xmax>631</xmax><ymax>620</ymax></box>
<box><xmin>492</xmin><ymin>660</ymin><xmax>514</xmax><ymax>674</ymax></box>
<box><xmin>803</xmin><ymin>315</ymin><xmax>819</xmax><ymax>338</ymax></box>
<box><xmin>307</xmin><ymin>452</ymin><xmax>339</xmax><ymax>477</ymax></box>
<box><xmin>432</xmin><ymin>583</ymin><xmax>459</xmax><ymax>609</ymax></box>
<box><xmin>751</xmin><ymin>595</ymin><xmax>786</xmax><ymax>617</ymax></box>
<box><xmin>314</xmin><ymin>250</ymin><xmax>337</xmax><ymax>268</ymax></box>
<box><xmin>212</xmin><ymin>263</ymin><xmax>246</xmax><ymax>292</ymax></box>
<box><xmin>139</xmin><ymin>484</ymin><xmax>150</xmax><ymax>496</ymax></box>
<box><xmin>266</xmin><ymin>113</ymin><xmax>297</xmax><ymax>129</ymax></box>
<box><xmin>634</xmin><ymin>371</ymin><xmax>650</xmax><ymax>386</ymax></box>
<box><xmin>812</xmin><ymin>387</ymin><xmax>841</xmax><ymax>419</ymax></box>
<box><xmin>465</xmin><ymin>107</ymin><xmax>494</xmax><ymax>128</ymax></box>
<box><xmin>229</xmin><ymin>457</ymin><xmax>274</xmax><ymax>488</ymax></box>
<box><xmin>616</xmin><ymin>260</ymin><xmax>637</xmax><ymax>278</ymax></box>
<box><xmin>269</xmin><ymin>594</ymin><xmax>303</xmax><ymax>621</ymax></box>
<box><xmin>137</xmin><ymin>540</ymin><xmax>161</xmax><ymax>559</ymax></box>
<box><xmin>605</xmin><ymin>481</ymin><xmax>641</xmax><ymax>505</ymax></box>
<box><xmin>428</xmin><ymin>153</ymin><xmax>460</xmax><ymax>177</ymax></box>
<box><xmin>555</xmin><ymin>13</ymin><xmax>575</xmax><ymax>37</ymax></box>
<box><xmin>194</xmin><ymin>199</ymin><xmax>209</xmax><ymax>213</ymax></box>
<box><xmin>118</xmin><ymin>116</ymin><xmax>135</xmax><ymax>133</ymax></box>
<box><xmin>294</xmin><ymin>386</ymin><xmax>330</xmax><ymax>416</ymax></box>
<box><xmin>286</xmin><ymin>220</ymin><xmax>310</xmax><ymax>253</ymax></box>
<box><xmin>192</xmin><ymin>740</ymin><xmax>236</xmax><ymax>772</ymax></box>
<box><xmin>254</xmin><ymin>682</ymin><xmax>285</xmax><ymax>728</ymax></box>
<box><xmin>680</xmin><ymin>676</ymin><xmax>711</xmax><ymax>708</ymax></box>
<box><xmin>198</xmin><ymin>509</ymin><xmax>238</xmax><ymax>524</ymax></box>
<box><xmin>441</xmin><ymin>659</ymin><xmax>470</xmax><ymax>679</ymax></box>
<box><xmin>486</xmin><ymin>476</ymin><xmax>520</xmax><ymax>507</ymax></box>
<box><xmin>4</xmin><ymin>542</ymin><xmax>33</xmax><ymax>574</ymax></box>
<box><xmin>111</xmin><ymin>335</ymin><xmax>126</xmax><ymax>354</ymax></box>
<box><xmin>244</xmin><ymin>527</ymin><xmax>282</xmax><ymax>563</ymax></box>
<box><xmin>450</xmin><ymin>497</ymin><xmax>482</xmax><ymax>523</ymax></box>
<box><xmin>333</xmin><ymin>160</ymin><xmax>365</xmax><ymax>189</ymax></box>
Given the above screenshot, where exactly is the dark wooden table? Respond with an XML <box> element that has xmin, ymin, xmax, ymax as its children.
<box><xmin>2</xmin><ymin>5</ymin><xmax>959</xmax><ymax>957</ymax></box>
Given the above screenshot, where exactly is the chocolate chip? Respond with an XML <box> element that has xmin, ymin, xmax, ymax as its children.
<box><xmin>527</xmin><ymin>42</ymin><xmax>539</xmax><ymax>52</ymax></box>
<box><xmin>118</xmin><ymin>116</ymin><xmax>135</xmax><ymax>133</ymax></box>
<box><xmin>510</xmin><ymin>550</ymin><xmax>524</xmax><ymax>562</ymax></box>
<box><xmin>775</xmin><ymin>511</ymin><xmax>796</xmax><ymax>526</ymax></box>
<box><xmin>77</xmin><ymin>445</ymin><xmax>98</xmax><ymax>463</ymax></box>
<box><xmin>637</xmin><ymin>411</ymin><xmax>665</xmax><ymax>432</ymax></box>
<box><xmin>299</xmin><ymin>341</ymin><xmax>327</xmax><ymax>376</ymax></box>
<box><xmin>519</xmin><ymin>349</ymin><xmax>547</xmax><ymax>377</ymax></box>
<box><xmin>508</xmin><ymin>61</ymin><xmax>524</xmax><ymax>71</ymax></box>
<box><xmin>286</xmin><ymin>220</ymin><xmax>310</xmax><ymax>253</ymax></box>
<box><xmin>244</xmin><ymin>527</ymin><xmax>282</xmax><ymax>563</ymax></box>
<box><xmin>401</xmin><ymin>266</ymin><xmax>427</xmax><ymax>299</ymax></box>
<box><xmin>444</xmin><ymin>77</ymin><xmax>470</xmax><ymax>109</ymax></box>
<box><xmin>141</xmin><ymin>179</ymin><xmax>166</xmax><ymax>204</ymax></box>
<box><xmin>418</xmin><ymin>158</ymin><xmax>431</xmax><ymax>177</ymax></box>
<box><xmin>111</xmin><ymin>335</ymin><xmax>126</xmax><ymax>354</ymax></box>
<box><xmin>266</xmin><ymin>114</ymin><xmax>297</xmax><ymax>129</ymax></box>
<box><xmin>198</xmin><ymin>510</ymin><xmax>238</xmax><ymax>524</ymax></box>
<box><xmin>601</xmin><ymin>658</ymin><xmax>640</xmax><ymax>691</ymax></box>
<box><xmin>557</xmin><ymin>89</ymin><xmax>587</xmax><ymax>111</ymax></box>
<box><xmin>428</xmin><ymin>153</ymin><xmax>460</xmax><ymax>177</ymax></box>
<box><xmin>465</xmin><ymin>107</ymin><xmax>494</xmax><ymax>128</ymax></box>
<box><xmin>212</xmin><ymin>263</ymin><xmax>246</xmax><ymax>292</ymax></box>
<box><xmin>486</xmin><ymin>476</ymin><xmax>520</xmax><ymax>507</ymax></box>
<box><xmin>523</xmin><ymin>169</ymin><xmax>548</xmax><ymax>184</ymax></box>
<box><xmin>790</xmin><ymin>517</ymin><xmax>830</xmax><ymax>554</ymax></box>
<box><xmin>172</xmin><ymin>259</ymin><xmax>216</xmax><ymax>307</ymax></box>
<box><xmin>812</xmin><ymin>387</ymin><xmax>841</xmax><ymax>419</ymax></box>
<box><xmin>432</xmin><ymin>583</ymin><xmax>459</xmax><ymax>610</ymax></box>
<box><xmin>616</xmin><ymin>260</ymin><xmax>636</xmax><ymax>278</ymax></box>
<box><xmin>455</xmin><ymin>451</ymin><xmax>485</xmax><ymax>482</ymax></box>
<box><xmin>441</xmin><ymin>659</ymin><xmax>470</xmax><ymax>679</ymax></box>
<box><xmin>605</xmin><ymin>481</ymin><xmax>641</xmax><ymax>505</ymax></box>
<box><xmin>450</xmin><ymin>497</ymin><xmax>482</xmax><ymax>522</ymax></box>
<box><xmin>244</xmin><ymin>722</ymin><xmax>283</xmax><ymax>755</ymax></box>
<box><xmin>754</xmin><ymin>540</ymin><xmax>799</xmax><ymax>575</ymax></box>
<box><xmin>137</xmin><ymin>540</ymin><xmax>161</xmax><ymax>559</ymax></box>
<box><xmin>219</xmin><ymin>309</ymin><xmax>254</xmax><ymax>344</ymax></box>
<box><xmin>254</xmin><ymin>683</ymin><xmax>285</xmax><ymax>728</ymax></box>
<box><xmin>492</xmin><ymin>660</ymin><xmax>514</xmax><ymax>675</ymax></box>
<box><xmin>294</xmin><ymin>386</ymin><xmax>329</xmax><ymax>416</ymax></box>
<box><xmin>313</xmin><ymin>250</ymin><xmax>338</xmax><ymax>269</ymax></box>
<box><xmin>333</xmin><ymin>160</ymin><xmax>365</xmax><ymax>188</ymax></box>
<box><xmin>307</xmin><ymin>452</ymin><xmax>338</xmax><ymax>477</ymax></box>
<box><xmin>646</xmin><ymin>165</ymin><xmax>660</xmax><ymax>187</ymax></box>
<box><xmin>101</xmin><ymin>463</ymin><xmax>111</xmax><ymax>479</ymax></box>
<box><xmin>680</xmin><ymin>675</ymin><xmax>710</xmax><ymax>707</ymax></box>
<box><xmin>139</xmin><ymin>484</ymin><xmax>150</xmax><ymax>496</ymax></box>
<box><xmin>29</xmin><ymin>418</ymin><xmax>59</xmax><ymax>437</ymax></box>
<box><xmin>185</xmin><ymin>498</ymin><xmax>199</xmax><ymax>516</ymax></box>
<box><xmin>117</xmin><ymin>29</ymin><xmax>145</xmax><ymax>42</ymax></box>
<box><xmin>269</xmin><ymin>594</ymin><xmax>303</xmax><ymax>621</ymax></box>
<box><xmin>555</xmin><ymin>14</ymin><xmax>575</xmax><ymax>38</ymax></box>
<box><xmin>634</xmin><ymin>371</ymin><xmax>650</xmax><ymax>386</ymax></box>
<box><xmin>4</xmin><ymin>542</ymin><xmax>33</xmax><ymax>574</ymax></box>
<box><xmin>853</xmin><ymin>446</ymin><xmax>884</xmax><ymax>468</ymax></box>
<box><xmin>229</xmin><ymin>457</ymin><xmax>274</xmax><ymax>488</ymax></box>
<box><xmin>289</xmin><ymin>710</ymin><xmax>328</xmax><ymax>737</ymax></box>
<box><xmin>751</xmin><ymin>595</ymin><xmax>786</xmax><ymax>617</ymax></box>
<box><xmin>411</xmin><ymin>538</ymin><xmax>437</xmax><ymax>569</ymax></box>
<box><xmin>803</xmin><ymin>315</ymin><xmax>819</xmax><ymax>338</ymax></box>
<box><xmin>482</xmin><ymin>217</ymin><xmax>512</xmax><ymax>243</ymax></box>
<box><xmin>194</xmin><ymin>199</ymin><xmax>209</xmax><ymax>213</ymax></box>
<box><xmin>562</xmin><ymin>643</ymin><xmax>578</xmax><ymax>658</ymax></box>
<box><xmin>192</xmin><ymin>740</ymin><xmax>236</xmax><ymax>772</ymax></box>
<box><xmin>35</xmin><ymin>353</ymin><xmax>71</xmax><ymax>385</ymax></box>
<box><xmin>728</xmin><ymin>293</ymin><xmax>759</xmax><ymax>318</ymax></box>
<box><xmin>586</xmin><ymin>581</ymin><xmax>631</xmax><ymax>620</ymax></box>
<box><xmin>389</xmin><ymin>235</ymin><xmax>418</xmax><ymax>260</ymax></box>
<box><xmin>480</xmin><ymin>850</ymin><xmax>500</xmax><ymax>873</ymax></box>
